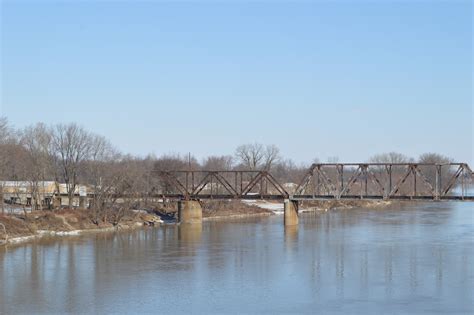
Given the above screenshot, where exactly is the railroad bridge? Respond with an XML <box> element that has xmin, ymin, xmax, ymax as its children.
<box><xmin>156</xmin><ymin>163</ymin><xmax>473</xmax><ymax>226</ymax></box>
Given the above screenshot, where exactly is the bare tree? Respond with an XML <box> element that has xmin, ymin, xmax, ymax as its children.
<box><xmin>369</xmin><ymin>152</ymin><xmax>413</xmax><ymax>164</ymax></box>
<box><xmin>50</xmin><ymin>123</ymin><xmax>93</xmax><ymax>208</ymax></box>
<box><xmin>0</xmin><ymin>121</ymin><xmax>29</xmax><ymax>214</ymax></box>
<box><xmin>235</xmin><ymin>143</ymin><xmax>280</xmax><ymax>170</ymax></box>
<box><xmin>369</xmin><ymin>152</ymin><xmax>414</xmax><ymax>182</ymax></box>
<box><xmin>20</xmin><ymin>123</ymin><xmax>53</xmax><ymax>210</ymax></box>
<box><xmin>0</xmin><ymin>117</ymin><xmax>10</xmax><ymax>214</ymax></box>
<box><xmin>202</xmin><ymin>155</ymin><xmax>233</xmax><ymax>171</ymax></box>
<box><xmin>272</xmin><ymin>159</ymin><xmax>308</xmax><ymax>187</ymax></box>
<box><xmin>109</xmin><ymin>158</ymin><xmax>147</xmax><ymax>225</ymax></box>
<box><xmin>93</xmin><ymin>156</ymin><xmax>154</xmax><ymax>225</ymax></box>
<box><xmin>418</xmin><ymin>152</ymin><xmax>454</xmax><ymax>186</ymax></box>
<box><xmin>235</xmin><ymin>143</ymin><xmax>264</xmax><ymax>170</ymax></box>
<box><xmin>153</xmin><ymin>154</ymin><xmax>198</xmax><ymax>194</ymax></box>
<box><xmin>0</xmin><ymin>117</ymin><xmax>16</xmax><ymax>175</ymax></box>
<box><xmin>418</xmin><ymin>153</ymin><xmax>452</xmax><ymax>164</ymax></box>
<box><xmin>262</xmin><ymin>144</ymin><xmax>280</xmax><ymax>171</ymax></box>
<box><xmin>154</xmin><ymin>154</ymin><xmax>198</xmax><ymax>171</ymax></box>
<box><xmin>0</xmin><ymin>117</ymin><xmax>11</xmax><ymax>144</ymax></box>
<box><xmin>0</xmin><ymin>182</ymin><xmax>3</xmax><ymax>214</ymax></box>
<box><xmin>81</xmin><ymin>135</ymin><xmax>120</xmax><ymax>222</ymax></box>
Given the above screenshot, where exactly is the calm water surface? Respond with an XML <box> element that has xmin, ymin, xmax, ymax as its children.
<box><xmin>1</xmin><ymin>202</ymin><xmax>473</xmax><ymax>314</ymax></box>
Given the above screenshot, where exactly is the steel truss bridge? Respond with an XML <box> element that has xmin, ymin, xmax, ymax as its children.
<box><xmin>156</xmin><ymin>163</ymin><xmax>473</xmax><ymax>201</ymax></box>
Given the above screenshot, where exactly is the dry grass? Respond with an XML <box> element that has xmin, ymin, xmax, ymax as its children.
<box><xmin>0</xmin><ymin>214</ymin><xmax>35</xmax><ymax>237</ymax></box>
<box><xmin>201</xmin><ymin>200</ymin><xmax>272</xmax><ymax>218</ymax></box>
<box><xmin>300</xmin><ymin>199</ymin><xmax>391</xmax><ymax>211</ymax></box>
<box><xmin>0</xmin><ymin>209</ymin><xmax>147</xmax><ymax>240</ymax></box>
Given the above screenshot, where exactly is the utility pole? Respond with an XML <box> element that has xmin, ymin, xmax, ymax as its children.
<box><xmin>188</xmin><ymin>152</ymin><xmax>191</xmax><ymax>170</ymax></box>
<box><xmin>1</xmin><ymin>185</ymin><xmax>4</xmax><ymax>215</ymax></box>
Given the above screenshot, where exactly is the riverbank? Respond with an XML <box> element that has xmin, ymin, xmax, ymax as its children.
<box><xmin>0</xmin><ymin>209</ymin><xmax>161</xmax><ymax>246</ymax></box>
<box><xmin>0</xmin><ymin>199</ymin><xmax>390</xmax><ymax>246</ymax></box>
<box><xmin>0</xmin><ymin>200</ymin><xmax>274</xmax><ymax>246</ymax></box>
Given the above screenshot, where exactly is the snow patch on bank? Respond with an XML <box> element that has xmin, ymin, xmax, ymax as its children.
<box><xmin>37</xmin><ymin>230</ymin><xmax>82</xmax><ymax>236</ymax></box>
<box><xmin>6</xmin><ymin>235</ymin><xmax>36</xmax><ymax>244</ymax></box>
<box><xmin>241</xmin><ymin>200</ymin><xmax>284</xmax><ymax>214</ymax></box>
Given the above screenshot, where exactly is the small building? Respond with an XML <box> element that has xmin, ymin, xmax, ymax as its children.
<box><xmin>0</xmin><ymin>181</ymin><xmax>90</xmax><ymax>209</ymax></box>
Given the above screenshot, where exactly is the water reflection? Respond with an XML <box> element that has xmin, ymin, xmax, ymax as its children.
<box><xmin>284</xmin><ymin>225</ymin><xmax>298</xmax><ymax>244</ymax></box>
<box><xmin>1</xmin><ymin>202</ymin><xmax>473</xmax><ymax>314</ymax></box>
<box><xmin>178</xmin><ymin>224</ymin><xmax>202</xmax><ymax>243</ymax></box>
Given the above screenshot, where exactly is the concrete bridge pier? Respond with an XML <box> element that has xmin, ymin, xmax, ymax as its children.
<box><xmin>178</xmin><ymin>200</ymin><xmax>203</xmax><ymax>224</ymax></box>
<box><xmin>284</xmin><ymin>199</ymin><xmax>299</xmax><ymax>226</ymax></box>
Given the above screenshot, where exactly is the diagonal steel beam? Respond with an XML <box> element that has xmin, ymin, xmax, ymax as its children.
<box><xmin>367</xmin><ymin>167</ymin><xmax>385</xmax><ymax>195</ymax></box>
<box><xmin>213</xmin><ymin>172</ymin><xmax>239</xmax><ymax>196</ymax></box>
<box><xmin>159</xmin><ymin>172</ymin><xmax>189</xmax><ymax>196</ymax></box>
<box><xmin>242</xmin><ymin>172</ymin><xmax>264</xmax><ymax>195</ymax></box>
<box><xmin>389</xmin><ymin>166</ymin><xmax>412</xmax><ymax>197</ymax></box>
<box><xmin>413</xmin><ymin>166</ymin><xmax>435</xmax><ymax>196</ymax></box>
<box><xmin>265</xmin><ymin>172</ymin><xmax>289</xmax><ymax>197</ymax></box>
<box><xmin>316</xmin><ymin>167</ymin><xmax>337</xmax><ymax>195</ymax></box>
<box><xmin>338</xmin><ymin>166</ymin><xmax>362</xmax><ymax>198</ymax></box>
<box><xmin>442</xmin><ymin>165</ymin><xmax>464</xmax><ymax>196</ymax></box>
<box><xmin>294</xmin><ymin>164</ymin><xmax>316</xmax><ymax>195</ymax></box>
<box><xmin>192</xmin><ymin>173</ymin><xmax>212</xmax><ymax>195</ymax></box>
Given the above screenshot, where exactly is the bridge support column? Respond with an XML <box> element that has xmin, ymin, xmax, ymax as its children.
<box><xmin>178</xmin><ymin>200</ymin><xmax>202</xmax><ymax>224</ymax></box>
<box><xmin>284</xmin><ymin>199</ymin><xmax>299</xmax><ymax>226</ymax></box>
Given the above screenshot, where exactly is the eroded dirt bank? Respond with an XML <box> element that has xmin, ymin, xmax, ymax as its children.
<box><xmin>0</xmin><ymin>209</ymin><xmax>162</xmax><ymax>246</ymax></box>
<box><xmin>0</xmin><ymin>201</ymin><xmax>273</xmax><ymax>246</ymax></box>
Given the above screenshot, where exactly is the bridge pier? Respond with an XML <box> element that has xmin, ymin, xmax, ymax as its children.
<box><xmin>178</xmin><ymin>200</ymin><xmax>203</xmax><ymax>224</ymax></box>
<box><xmin>284</xmin><ymin>199</ymin><xmax>299</xmax><ymax>226</ymax></box>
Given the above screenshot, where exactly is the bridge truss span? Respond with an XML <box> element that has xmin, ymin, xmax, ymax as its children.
<box><xmin>155</xmin><ymin>170</ymin><xmax>289</xmax><ymax>200</ymax></box>
<box><xmin>293</xmin><ymin>163</ymin><xmax>473</xmax><ymax>201</ymax></box>
<box><xmin>154</xmin><ymin>163</ymin><xmax>473</xmax><ymax>201</ymax></box>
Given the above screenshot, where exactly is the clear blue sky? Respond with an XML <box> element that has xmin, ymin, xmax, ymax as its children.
<box><xmin>1</xmin><ymin>0</ymin><xmax>472</xmax><ymax>165</ymax></box>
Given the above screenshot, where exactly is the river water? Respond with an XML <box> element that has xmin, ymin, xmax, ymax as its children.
<box><xmin>1</xmin><ymin>202</ymin><xmax>473</xmax><ymax>314</ymax></box>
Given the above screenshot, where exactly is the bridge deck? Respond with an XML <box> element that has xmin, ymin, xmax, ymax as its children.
<box><xmin>157</xmin><ymin>194</ymin><xmax>474</xmax><ymax>201</ymax></box>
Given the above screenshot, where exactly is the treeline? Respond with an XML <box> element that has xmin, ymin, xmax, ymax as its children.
<box><xmin>0</xmin><ymin>117</ymin><xmax>456</xmax><ymax>214</ymax></box>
